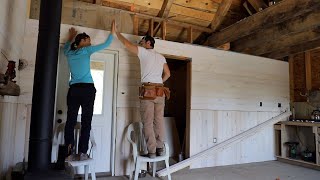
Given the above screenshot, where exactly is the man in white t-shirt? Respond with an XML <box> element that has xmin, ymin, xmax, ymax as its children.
<box><xmin>115</xmin><ymin>27</ymin><xmax>171</xmax><ymax>158</ymax></box>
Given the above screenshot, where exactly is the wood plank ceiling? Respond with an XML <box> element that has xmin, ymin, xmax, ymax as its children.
<box><xmin>77</xmin><ymin>0</ymin><xmax>246</xmax><ymax>44</ymax></box>
<box><xmin>70</xmin><ymin>0</ymin><xmax>320</xmax><ymax>60</ymax></box>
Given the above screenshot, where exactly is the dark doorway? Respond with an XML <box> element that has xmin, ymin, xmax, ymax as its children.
<box><xmin>164</xmin><ymin>57</ymin><xmax>191</xmax><ymax>159</ymax></box>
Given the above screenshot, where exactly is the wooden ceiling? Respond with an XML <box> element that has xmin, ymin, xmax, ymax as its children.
<box><xmin>96</xmin><ymin>0</ymin><xmax>244</xmax><ymax>27</ymax></box>
<box><xmin>31</xmin><ymin>0</ymin><xmax>320</xmax><ymax>60</ymax></box>
<box><xmin>76</xmin><ymin>0</ymin><xmax>247</xmax><ymax>44</ymax></box>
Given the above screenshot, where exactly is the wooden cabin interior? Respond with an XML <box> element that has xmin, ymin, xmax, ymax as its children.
<box><xmin>1</xmin><ymin>0</ymin><xmax>320</xmax><ymax>179</ymax></box>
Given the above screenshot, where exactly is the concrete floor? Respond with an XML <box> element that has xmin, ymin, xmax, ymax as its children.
<box><xmin>97</xmin><ymin>161</ymin><xmax>320</xmax><ymax>180</ymax></box>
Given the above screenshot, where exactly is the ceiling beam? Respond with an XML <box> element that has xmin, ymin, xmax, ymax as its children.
<box><xmin>232</xmin><ymin>10</ymin><xmax>320</xmax><ymax>53</ymax></box>
<box><xmin>98</xmin><ymin>5</ymin><xmax>212</xmax><ymax>33</ymax></box>
<box><xmin>250</xmin><ymin>26</ymin><xmax>320</xmax><ymax>56</ymax></box>
<box><xmin>210</xmin><ymin>0</ymin><xmax>232</xmax><ymax>31</ymax></box>
<box><xmin>194</xmin><ymin>0</ymin><xmax>232</xmax><ymax>44</ymax></box>
<box><xmin>247</xmin><ymin>0</ymin><xmax>268</xmax><ymax>12</ymax></box>
<box><xmin>207</xmin><ymin>0</ymin><xmax>320</xmax><ymax>47</ymax></box>
<box><xmin>153</xmin><ymin>0</ymin><xmax>174</xmax><ymax>36</ymax></box>
<box><xmin>262</xmin><ymin>39</ymin><xmax>320</xmax><ymax>59</ymax></box>
<box><xmin>93</xmin><ymin>0</ymin><xmax>102</xmax><ymax>4</ymax></box>
<box><xmin>158</xmin><ymin>0</ymin><xmax>174</xmax><ymax>18</ymax></box>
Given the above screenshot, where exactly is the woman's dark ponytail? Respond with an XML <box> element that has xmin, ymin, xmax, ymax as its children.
<box><xmin>70</xmin><ymin>32</ymin><xmax>90</xmax><ymax>51</ymax></box>
<box><xmin>70</xmin><ymin>42</ymin><xmax>78</xmax><ymax>50</ymax></box>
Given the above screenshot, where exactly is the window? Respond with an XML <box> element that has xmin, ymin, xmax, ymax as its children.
<box><xmin>78</xmin><ymin>61</ymin><xmax>105</xmax><ymax>115</ymax></box>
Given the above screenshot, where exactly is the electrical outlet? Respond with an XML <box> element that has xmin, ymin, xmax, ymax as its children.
<box><xmin>213</xmin><ymin>138</ymin><xmax>217</xmax><ymax>143</ymax></box>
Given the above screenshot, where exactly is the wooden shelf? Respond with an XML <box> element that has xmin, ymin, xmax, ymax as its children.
<box><xmin>275</xmin><ymin>121</ymin><xmax>320</xmax><ymax>169</ymax></box>
<box><xmin>280</xmin><ymin>121</ymin><xmax>320</xmax><ymax>127</ymax></box>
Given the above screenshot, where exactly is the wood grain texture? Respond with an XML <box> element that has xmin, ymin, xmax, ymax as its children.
<box><xmin>210</xmin><ymin>0</ymin><xmax>232</xmax><ymax>31</ymax></box>
<box><xmin>305</xmin><ymin>51</ymin><xmax>312</xmax><ymax>90</ymax></box>
<box><xmin>292</xmin><ymin>53</ymin><xmax>307</xmax><ymax>102</ymax></box>
<box><xmin>263</xmin><ymin>39</ymin><xmax>320</xmax><ymax>59</ymax></box>
<box><xmin>311</xmin><ymin>48</ymin><xmax>320</xmax><ymax>89</ymax></box>
<box><xmin>208</xmin><ymin>0</ymin><xmax>320</xmax><ymax>47</ymax></box>
<box><xmin>232</xmin><ymin>10</ymin><xmax>320</xmax><ymax>53</ymax></box>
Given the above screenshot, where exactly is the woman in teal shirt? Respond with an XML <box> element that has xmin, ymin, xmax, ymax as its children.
<box><xmin>64</xmin><ymin>21</ymin><xmax>115</xmax><ymax>160</ymax></box>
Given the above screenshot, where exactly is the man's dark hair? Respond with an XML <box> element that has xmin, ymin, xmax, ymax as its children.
<box><xmin>142</xmin><ymin>35</ymin><xmax>155</xmax><ymax>48</ymax></box>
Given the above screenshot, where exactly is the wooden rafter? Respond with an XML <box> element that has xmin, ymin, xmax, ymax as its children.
<box><xmin>194</xmin><ymin>0</ymin><xmax>232</xmax><ymax>45</ymax></box>
<box><xmin>243</xmin><ymin>1</ymin><xmax>254</xmax><ymax>15</ymax></box>
<box><xmin>187</xmin><ymin>27</ymin><xmax>193</xmax><ymax>43</ymax></box>
<box><xmin>232</xmin><ymin>10</ymin><xmax>320</xmax><ymax>53</ymax></box>
<box><xmin>158</xmin><ymin>0</ymin><xmax>174</xmax><ymax>18</ymax></box>
<box><xmin>98</xmin><ymin>5</ymin><xmax>212</xmax><ymax>33</ymax></box>
<box><xmin>262</xmin><ymin>39</ymin><xmax>320</xmax><ymax>59</ymax></box>
<box><xmin>210</xmin><ymin>0</ymin><xmax>232</xmax><ymax>31</ymax></box>
<box><xmin>207</xmin><ymin>0</ymin><xmax>320</xmax><ymax>47</ymax></box>
<box><xmin>175</xmin><ymin>28</ymin><xmax>187</xmax><ymax>42</ymax></box>
<box><xmin>149</xmin><ymin>19</ymin><xmax>154</xmax><ymax>36</ymax></box>
<box><xmin>162</xmin><ymin>21</ymin><xmax>167</xmax><ymax>40</ymax></box>
<box><xmin>248</xmin><ymin>27</ymin><xmax>320</xmax><ymax>56</ymax></box>
<box><xmin>247</xmin><ymin>0</ymin><xmax>268</xmax><ymax>12</ymax></box>
<box><xmin>93</xmin><ymin>0</ymin><xmax>102</xmax><ymax>4</ymax></box>
<box><xmin>153</xmin><ymin>0</ymin><xmax>174</xmax><ymax>36</ymax></box>
<box><xmin>133</xmin><ymin>15</ymin><xmax>139</xmax><ymax>35</ymax></box>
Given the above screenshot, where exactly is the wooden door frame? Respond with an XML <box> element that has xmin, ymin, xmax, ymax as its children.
<box><xmin>163</xmin><ymin>54</ymin><xmax>192</xmax><ymax>158</ymax></box>
<box><xmin>102</xmin><ymin>49</ymin><xmax>119</xmax><ymax>176</ymax></box>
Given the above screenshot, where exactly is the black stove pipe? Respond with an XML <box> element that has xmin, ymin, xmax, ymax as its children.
<box><xmin>28</xmin><ymin>0</ymin><xmax>62</xmax><ymax>172</ymax></box>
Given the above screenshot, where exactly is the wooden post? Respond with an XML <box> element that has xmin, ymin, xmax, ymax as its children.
<box><xmin>289</xmin><ymin>55</ymin><xmax>295</xmax><ymax>102</ymax></box>
<box><xmin>133</xmin><ymin>15</ymin><xmax>139</xmax><ymax>35</ymax></box>
<box><xmin>315</xmin><ymin>127</ymin><xmax>320</xmax><ymax>165</ymax></box>
<box><xmin>94</xmin><ymin>0</ymin><xmax>102</xmax><ymax>5</ymax></box>
<box><xmin>162</xmin><ymin>21</ymin><xmax>166</xmax><ymax>40</ymax></box>
<box><xmin>27</xmin><ymin>0</ymin><xmax>31</xmax><ymax>18</ymax></box>
<box><xmin>149</xmin><ymin>19</ymin><xmax>154</xmax><ymax>37</ymax></box>
<box><xmin>248</xmin><ymin>0</ymin><xmax>268</xmax><ymax>12</ymax></box>
<box><xmin>305</xmin><ymin>51</ymin><xmax>312</xmax><ymax>91</ymax></box>
<box><xmin>187</xmin><ymin>27</ymin><xmax>193</xmax><ymax>43</ymax></box>
<box><xmin>243</xmin><ymin>1</ymin><xmax>253</xmax><ymax>15</ymax></box>
<box><xmin>280</xmin><ymin>124</ymin><xmax>288</xmax><ymax>158</ymax></box>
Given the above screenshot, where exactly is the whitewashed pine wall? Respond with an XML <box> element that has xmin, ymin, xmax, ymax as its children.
<box><xmin>0</xmin><ymin>18</ymin><xmax>289</xmax><ymax>177</ymax></box>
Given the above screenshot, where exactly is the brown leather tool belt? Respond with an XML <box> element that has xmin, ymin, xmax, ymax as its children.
<box><xmin>139</xmin><ymin>82</ymin><xmax>170</xmax><ymax>100</ymax></box>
